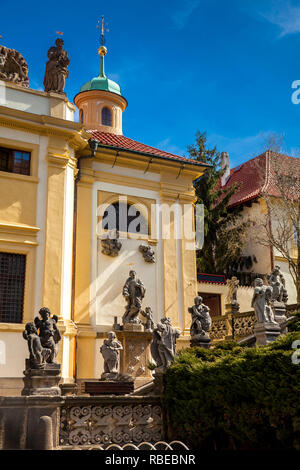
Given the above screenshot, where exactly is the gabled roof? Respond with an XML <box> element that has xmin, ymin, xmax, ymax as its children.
<box><xmin>222</xmin><ymin>151</ymin><xmax>300</xmax><ymax>208</ymax></box>
<box><xmin>88</xmin><ymin>130</ymin><xmax>209</xmax><ymax>167</ymax></box>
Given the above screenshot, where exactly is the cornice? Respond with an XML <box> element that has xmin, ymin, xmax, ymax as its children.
<box><xmin>0</xmin><ymin>106</ymin><xmax>88</xmax><ymax>150</ymax></box>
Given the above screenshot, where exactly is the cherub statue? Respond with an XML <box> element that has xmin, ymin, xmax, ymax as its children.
<box><xmin>101</xmin><ymin>230</ymin><xmax>122</xmax><ymax>256</ymax></box>
<box><xmin>34</xmin><ymin>307</ymin><xmax>61</xmax><ymax>363</ymax></box>
<box><xmin>23</xmin><ymin>322</ymin><xmax>51</xmax><ymax>369</ymax></box>
<box><xmin>100</xmin><ymin>331</ymin><xmax>123</xmax><ymax>380</ymax></box>
<box><xmin>139</xmin><ymin>244</ymin><xmax>155</xmax><ymax>263</ymax></box>
<box><xmin>141</xmin><ymin>306</ymin><xmax>154</xmax><ymax>332</ymax></box>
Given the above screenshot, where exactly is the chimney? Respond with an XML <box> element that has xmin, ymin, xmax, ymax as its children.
<box><xmin>221</xmin><ymin>152</ymin><xmax>230</xmax><ymax>186</ymax></box>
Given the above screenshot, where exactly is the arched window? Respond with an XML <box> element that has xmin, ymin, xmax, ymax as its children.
<box><xmin>102</xmin><ymin>107</ymin><xmax>112</xmax><ymax>126</ymax></box>
<box><xmin>102</xmin><ymin>202</ymin><xmax>148</xmax><ymax>234</ymax></box>
<box><xmin>79</xmin><ymin>109</ymin><xmax>84</xmax><ymax>124</ymax></box>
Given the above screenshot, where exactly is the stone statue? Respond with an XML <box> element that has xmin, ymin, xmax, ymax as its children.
<box><xmin>0</xmin><ymin>45</ymin><xmax>29</xmax><ymax>87</ymax></box>
<box><xmin>43</xmin><ymin>38</ymin><xmax>69</xmax><ymax>93</ymax></box>
<box><xmin>100</xmin><ymin>331</ymin><xmax>123</xmax><ymax>380</ymax></box>
<box><xmin>139</xmin><ymin>244</ymin><xmax>155</xmax><ymax>263</ymax></box>
<box><xmin>226</xmin><ymin>276</ymin><xmax>239</xmax><ymax>304</ymax></box>
<box><xmin>151</xmin><ymin>318</ymin><xmax>180</xmax><ymax>372</ymax></box>
<box><xmin>122</xmin><ymin>270</ymin><xmax>145</xmax><ymax>324</ymax></box>
<box><xmin>34</xmin><ymin>307</ymin><xmax>61</xmax><ymax>363</ymax></box>
<box><xmin>101</xmin><ymin>230</ymin><xmax>122</xmax><ymax>256</ymax></box>
<box><xmin>22</xmin><ymin>322</ymin><xmax>51</xmax><ymax>369</ymax></box>
<box><xmin>188</xmin><ymin>296</ymin><xmax>212</xmax><ymax>338</ymax></box>
<box><xmin>251</xmin><ymin>278</ymin><xmax>277</xmax><ymax>324</ymax></box>
<box><xmin>141</xmin><ymin>306</ymin><xmax>154</xmax><ymax>332</ymax></box>
<box><xmin>268</xmin><ymin>265</ymin><xmax>288</xmax><ymax>304</ymax></box>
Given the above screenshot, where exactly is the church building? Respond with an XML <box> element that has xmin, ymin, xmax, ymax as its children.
<box><xmin>0</xmin><ymin>38</ymin><xmax>208</xmax><ymax>394</ymax></box>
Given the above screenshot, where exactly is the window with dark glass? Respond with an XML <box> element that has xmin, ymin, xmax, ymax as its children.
<box><xmin>0</xmin><ymin>147</ymin><xmax>31</xmax><ymax>175</ymax></box>
<box><xmin>0</xmin><ymin>253</ymin><xmax>26</xmax><ymax>323</ymax></box>
<box><xmin>79</xmin><ymin>109</ymin><xmax>84</xmax><ymax>124</ymax></box>
<box><xmin>102</xmin><ymin>107</ymin><xmax>112</xmax><ymax>126</ymax></box>
<box><xmin>102</xmin><ymin>202</ymin><xmax>148</xmax><ymax>234</ymax></box>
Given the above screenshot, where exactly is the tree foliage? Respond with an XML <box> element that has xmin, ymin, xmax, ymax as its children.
<box><xmin>188</xmin><ymin>131</ymin><xmax>250</xmax><ymax>274</ymax></box>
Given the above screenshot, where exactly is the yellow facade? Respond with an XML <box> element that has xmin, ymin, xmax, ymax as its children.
<box><xmin>0</xmin><ymin>73</ymin><xmax>207</xmax><ymax>392</ymax></box>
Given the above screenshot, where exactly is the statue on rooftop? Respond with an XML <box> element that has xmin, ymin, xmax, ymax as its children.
<box><xmin>122</xmin><ymin>270</ymin><xmax>145</xmax><ymax>324</ymax></box>
<box><xmin>0</xmin><ymin>45</ymin><xmax>29</xmax><ymax>87</ymax></box>
<box><xmin>34</xmin><ymin>307</ymin><xmax>61</xmax><ymax>363</ymax></box>
<box><xmin>43</xmin><ymin>38</ymin><xmax>69</xmax><ymax>94</ymax></box>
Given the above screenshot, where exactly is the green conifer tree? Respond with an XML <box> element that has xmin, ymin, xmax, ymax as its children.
<box><xmin>188</xmin><ymin>131</ymin><xmax>250</xmax><ymax>274</ymax></box>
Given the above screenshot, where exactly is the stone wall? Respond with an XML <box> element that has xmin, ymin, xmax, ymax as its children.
<box><xmin>0</xmin><ymin>395</ymin><xmax>162</xmax><ymax>450</ymax></box>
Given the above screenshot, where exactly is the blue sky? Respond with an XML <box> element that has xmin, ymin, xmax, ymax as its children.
<box><xmin>1</xmin><ymin>0</ymin><xmax>300</xmax><ymax>167</ymax></box>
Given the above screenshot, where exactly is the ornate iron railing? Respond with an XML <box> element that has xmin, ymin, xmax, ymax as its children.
<box><xmin>59</xmin><ymin>396</ymin><xmax>163</xmax><ymax>447</ymax></box>
<box><xmin>232</xmin><ymin>311</ymin><xmax>256</xmax><ymax>338</ymax></box>
<box><xmin>210</xmin><ymin>316</ymin><xmax>228</xmax><ymax>340</ymax></box>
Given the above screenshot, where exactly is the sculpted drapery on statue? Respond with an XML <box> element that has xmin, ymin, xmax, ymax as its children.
<box><xmin>268</xmin><ymin>265</ymin><xmax>288</xmax><ymax>304</ymax></box>
<box><xmin>151</xmin><ymin>318</ymin><xmax>180</xmax><ymax>372</ymax></box>
<box><xmin>251</xmin><ymin>278</ymin><xmax>277</xmax><ymax>324</ymax></box>
<box><xmin>122</xmin><ymin>270</ymin><xmax>145</xmax><ymax>324</ymax></box>
<box><xmin>189</xmin><ymin>296</ymin><xmax>212</xmax><ymax>337</ymax></box>
<box><xmin>0</xmin><ymin>45</ymin><xmax>29</xmax><ymax>87</ymax></box>
<box><xmin>43</xmin><ymin>38</ymin><xmax>69</xmax><ymax>93</ymax></box>
<box><xmin>100</xmin><ymin>331</ymin><xmax>123</xmax><ymax>379</ymax></box>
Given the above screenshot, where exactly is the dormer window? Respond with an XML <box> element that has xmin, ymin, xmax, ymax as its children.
<box><xmin>102</xmin><ymin>107</ymin><xmax>112</xmax><ymax>127</ymax></box>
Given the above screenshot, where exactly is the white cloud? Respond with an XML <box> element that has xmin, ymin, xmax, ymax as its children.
<box><xmin>258</xmin><ymin>0</ymin><xmax>300</xmax><ymax>37</ymax></box>
<box><xmin>171</xmin><ymin>0</ymin><xmax>201</xmax><ymax>30</ymax></box>
<box><xmin>156</xmin><ymin>137</ymin><xmax>186</xmax><ymax>156</ymax></box>
<box><xmin>206</xmin><ymin>131</ymin><xmax>275</xmax><ymax>166</ymax></box>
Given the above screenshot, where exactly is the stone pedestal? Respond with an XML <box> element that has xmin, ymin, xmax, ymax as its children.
<box><xmin>59</xmin><ymin>382</ymin><xmax>78</xmax><ymax>396</ymax></box>
<box><xmin>153</xmin><ymin>370</ymin><xmax>164</xmax><ymax>396</ymax></box>
<box><xmin>123</xmin><ymin>323</ymin><xmax>144</xmax><ymax>332</ymax></box>
<box><xmin>254</xmin><ymin>322</ymin><xmax>281</xmax><ymax>346</ymax></box>
<box><xmin>273</xmin><ymin>302</ymin><xmax>287</xmax><ymax>327</ymax></box>
<box><xmin>190</xmin><ymin>333</ymin><xmax>211</xmax><ymax>349</ymax></box>
<box><xmin>84</xmin><ymin>380</ymin><xmax>134</xmax><ymax>395</ymax></box>
<box><xmin>22</xmin><ymin>361</ymin><xmax>61</xmax><ymax>396</ymax></box>
<box><xmin>116</xmin><ymin>330</ymin><xmax>153</xmax><ymax>386</ymax></box>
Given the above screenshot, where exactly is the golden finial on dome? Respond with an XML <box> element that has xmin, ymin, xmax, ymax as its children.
<box><xmin>98</xmin><ymin>45</ymin><xmax>107</xmax><ymax>56</ymax></box>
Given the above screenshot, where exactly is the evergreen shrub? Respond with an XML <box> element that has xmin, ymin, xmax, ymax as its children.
<box><xmin>164</xmin><ymin>329</ymin><xmax>300</xmax><ymax>450</ymax></box>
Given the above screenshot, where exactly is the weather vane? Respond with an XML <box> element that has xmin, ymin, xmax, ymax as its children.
<box><xmin>55</xmin><ymin>31</ymin><xmax>64</xmax><ymax>36</ymax></box>
<box><xmin>97</xmin><ymin>16</ymin><xmax>109</xmax><ymax>46</ymax></box>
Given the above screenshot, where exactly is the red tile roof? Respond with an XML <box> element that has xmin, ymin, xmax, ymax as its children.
<box><xmin>223</xmin><ymin>151</ymin><xmax>300</xmax><ymax>207</ymax></box>
<box><xmin>88</xmin><ymin>130</ymin><xmax>207</xmax><ymax>166</ymax></box>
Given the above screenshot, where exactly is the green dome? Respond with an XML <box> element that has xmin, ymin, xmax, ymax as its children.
<box><xmin>80</xmin><ymin>49</ymin><xmax>122</xmax><ymax>96</ymax></box>
<box><xmin>80</xmin><ymin>75</ymin><xmax>121</xmax><ymax>95</ymax></box>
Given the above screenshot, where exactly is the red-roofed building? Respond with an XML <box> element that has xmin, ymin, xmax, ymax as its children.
<box><xmin>219</xmin><ymin>150</ymin><xmax>299</xmax><ymax>303</ymax></box>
